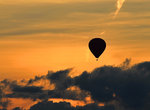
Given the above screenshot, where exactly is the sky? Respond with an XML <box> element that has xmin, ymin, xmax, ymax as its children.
<box><xmin>0</xmin><ymin>0</ymin><xmax>150</xmax><ymax>109</ymax></box>
<box><xmin>0</xmin><ymin>0</ymin><xmax>150</xmax><ymax>80</ymax></box>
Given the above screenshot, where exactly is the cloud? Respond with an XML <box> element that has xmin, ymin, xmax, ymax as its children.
<box><xmin>1</xmin><ymin>61</ymin><xmax>150</xmax><ymax>110</ymax></box>
<box><xmin>2</xmin><ymin>69</ymin><xmax>88</xmax><ymax>101</ymax></box>
<box><xmin>114</xmin><ymin>0</ymin><xmax>126</xmax><ymax>18</ymax></box>
<box><xmin>12</xmin><ymin>107</ymin><xmax>21</xmax><ymax>110</ymax></box>
<box><xmin>0</xmin><ymin>80</ymin><xmax>47</xmax><ymax>100</ymax></box>
<box><xmin>29</xmin><ymin>101</ymin><xmax>114</xmax><ymax>110</ymax></box>
<box><xmin>6</xmin><ymin>86</ymin><xmax>47</xmax><ymax>100</ymax></box>
<box><xmin>28</xmin><ymin>76</ymin><xmax>45</xmax><ymax>85</ymax></box>
<box><xmin>74</xmin><ymin>61</ymin><xmax>150</xmax><ymax>110</ymax></box>
<box><xmin>46</xmin><ymin>69</ymin><xmax>73</xmax><ymax>90</ymax></box>
<box><xmin>0</xmin><ymin>0</ymin><xmax>101</xmax><ymax>4</ymax></box>
<box><xmin>0</xmin><ymin>80</ymin><xmax>11</xmax><ymax>109</ymax></box>
<box><xmin>30</xmin><ymin>101</ymin><xmax>73</xmax><ymax>110</ymax></box>
<box><xmin>12</xmin><ymin>86</ymin><xmax>43</xmax><ymax>93</ymax></box>
<box><xmin>0</xmin><ymin>1</ymin><xmax>113</xmax><ymax>37</ymax></box>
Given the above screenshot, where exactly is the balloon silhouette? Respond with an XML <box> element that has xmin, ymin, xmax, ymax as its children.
<box><xmin>89</xmin><ymin>38</ymin><xmax>106</xmax><ymax>61</ymax></box>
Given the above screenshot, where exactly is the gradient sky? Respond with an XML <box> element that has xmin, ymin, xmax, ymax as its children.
<box><xmin>0</xmin><ymin>0</ymin><xmax>150</xmax><ymax>80</ymax></box>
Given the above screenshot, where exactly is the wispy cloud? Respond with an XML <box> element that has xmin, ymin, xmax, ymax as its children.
<box><xmin>114</xmin><ymin>0</ymin><xmax>126</xmax><ymax>18</ymax></box>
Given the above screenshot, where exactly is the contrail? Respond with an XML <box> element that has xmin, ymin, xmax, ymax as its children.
<box><xmin>113</xmin><ymin>0</ymin><xmax>126</xmax><ymax>18</ymax></box>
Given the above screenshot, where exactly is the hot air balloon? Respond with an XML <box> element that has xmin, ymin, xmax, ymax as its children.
<box><xmin>89</xmin><ymin>38</ymin><xmax>106</xmax><ymax>61</ymax></box>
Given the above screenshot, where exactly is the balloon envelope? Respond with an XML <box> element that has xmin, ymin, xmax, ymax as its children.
<box><xmin>89</xmin><ymin>38</ymin><xmax>106</xmax><ymax>59</ymax></box>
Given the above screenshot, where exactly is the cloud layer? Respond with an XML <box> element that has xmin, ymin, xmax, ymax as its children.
<box><xmin>1</xmin><ymin>60</ymin><xmax>150</xmax><ymax>110</ymax></box>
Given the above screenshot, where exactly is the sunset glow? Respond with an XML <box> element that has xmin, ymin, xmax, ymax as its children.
<box><xmin>0</xmin><ymin>0</ymin><xmax>150</xmax><ymax>110</ymax></box>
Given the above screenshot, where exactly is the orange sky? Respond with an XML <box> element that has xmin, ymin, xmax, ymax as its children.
<box><xmin>6</xmin><ymin>96</ymin><xmax>104</xmax><ymax>110</ymax></box>
<box><xmin>0</xmin><ymin>0</ymin><xmax>150</xmax><ymax>80</ymax></box>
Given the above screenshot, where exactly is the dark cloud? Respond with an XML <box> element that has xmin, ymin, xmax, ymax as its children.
<box><xmin>12</xmin><ymin>86</ymin><xmax>43</xmax><ymax>93</ymax></box>
<box><xmin>74</xmin><ymin>67</ymin><xmax>120</xmax><ymax>102</ymax></box>
<box><xmin>1</xmin><ymin>61</ymin><xmax>150</xmax><ymax>110</ymax></box>
<box><xmin>29</xmin><ymin>101</ymin><xmax>114</xmax><ymax>110</ymax></box>
<box><xmin>77</xmin><ymin>104</ymin><xmax>115</xmax><ymax>110</ymax></box>
<box><xmin>47</xmin><ymin>89</ymin><xmax>88</xmax><ymax>100</ymax></box>
<box><xmin>6</xmin><ymin>85</ymin><xmax>47</xmax><ymax>100</ymax></box>
<box><xmin>28</xmin><ymin>75</ymin><xmax>45</xmax><ymax>85</ymax></box>
<box><xmin>0</xmin><ymin>80</ymin><xmax>10</xmax><ymax>110</ymax></box>
<box><xmin>74</xmin><ymin>61</ymin><xmax>150</xmax><ymax>110</ymax></box>
<box><xmin>0</xmin><ymin>80</ymin><xmax>47</xmax><ymax>100</ymax></box>
<box><xmin>30</xmin><ymin>101</ymin><xmax>73</xmax><ymax>110</ymax></box>
<box><xmin>13</xmin><ymin>107</ymin><xmax>21</xmax><ymax>110</ymax></box>
<box><xmin>47</xmin><ymin>69</ymin><xmax>73</xmax><ymax>90</ymax></box>
<box><xmin>4</xmin><ymin>69</ymin><xmax>88</xmax><ymax>101</ymax></box>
